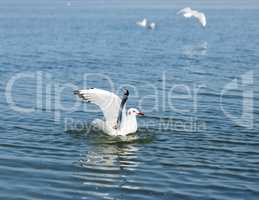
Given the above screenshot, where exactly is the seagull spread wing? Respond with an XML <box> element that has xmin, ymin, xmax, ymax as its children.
<box><xmin>183</xmin><ymin>12</ymin><xmax>193</xmax><ymax>18</ymax></box>
<box><xmin>197</xmin><ymin>12</ymin><xmax>206</xmax><ymax>27</ymax></box>
<box><xmin>74</xmin><ymin>88</ymin><xmax>123</xmax><ymax>127</ymax></box>
<box><xmin>177</xmin><ymin>7</ymin><xmax>192</xmax><ymax>15</ymax></box>
<box><xmin>137</xmin><ymin>18</ymin><xmax>147</xmax><ymax>27</ymax></box>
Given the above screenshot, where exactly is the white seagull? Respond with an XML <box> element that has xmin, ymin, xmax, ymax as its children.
<box><xmin>177</xmin><ymin>7</ymin><xmax>206</xmax><ymax>27</ymax></box>
<box><xmin>148</xmin><ymin>22</ymin><xmax>156</xmax><ymax>30</ymax></box>
<box><xmin>136</xmin><ymin>18</ymin><xmax>148</xmax><ymax>28</ymax></box>
<box><xmin>74</xmin><ymin>88</ymin><xmax>144</xmax><ymax>136</ymax></box>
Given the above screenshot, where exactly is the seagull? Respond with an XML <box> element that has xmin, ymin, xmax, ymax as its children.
<box><xmin>74</xmin><ymin>88</ymin><xmax>144</xmax><ymax>136</ymax></box>
<box><xmin>136</xmin><ymin>18</ymin><xmax>148</xmax><ymax>28</ymax></box>
<box><xmin>177</xmin><ymin>7</ymin><xmax>206</xmax><ymax>27</ymax></box>
<box><xmin>148</xmin><ymin>22</ymin><xmax>156</xmax><ymax>30</ymax></box>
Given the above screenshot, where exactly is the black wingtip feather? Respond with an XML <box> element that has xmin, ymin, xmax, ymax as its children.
<box><xmin>74</xmin><ymin>90</ymin><xmax>80</xmax><ymax>95</ymax></box>
<box><xmin>124</xmin><ymin>89</ymin><xmax>129</xmax><ymax>96</ymax></box>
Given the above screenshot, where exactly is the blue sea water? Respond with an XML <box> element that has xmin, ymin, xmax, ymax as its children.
<box><xmin>0</xmin><ymin>2</ymin><xmax>259</xmax><ymax>200</ymax></box>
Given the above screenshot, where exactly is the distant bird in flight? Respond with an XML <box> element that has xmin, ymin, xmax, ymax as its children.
<box><xmin>136</xmin><ymin>18</ymin><xmax>148</xmax><ymax>28</ymax></box>
<box><xmin>148</xmin><ymin>22</ymin><xmax>156</xmax><ymax>30</ymax></box>
<box><xmin>74</xmin><ymin>88</ymin><xmax>144</xmax><ymax>136</ymax></box>
<box><xmin>137</xmin><ymin>18</ymin><xmax>156</xmax><ymax>30</ymax></box>
<box><xmin>177</xmin><ymin>7</ymin><xmax>207</xmax><ymax>27</ymax></box>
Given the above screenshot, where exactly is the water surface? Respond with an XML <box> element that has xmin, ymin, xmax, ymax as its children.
<box><xmin>0</xmin><ymin>3</ymin><xmax>259</xmax><ymax>200</ymax></box>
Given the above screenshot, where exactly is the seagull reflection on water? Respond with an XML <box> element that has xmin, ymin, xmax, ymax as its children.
<box><xmin>79</xmin><ymin>144</ymin><xmax>139</xmax><ymax>169</ymax></box>
<box><xmin>66</xmin><ymin>121</ymin><xmax>154</xmax><ymax>171</ymax></box>
<box><xmin>182</xmin><ymin>41</ymin><xmax>208</xmax><ymax>57</ymax></box>
<box><xmin>74</xmin><ymin>143</ymin><xmax>142</xmax><ymax>199</ymax></box>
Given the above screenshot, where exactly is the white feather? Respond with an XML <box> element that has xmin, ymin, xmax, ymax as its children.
<box><xmin>76</xmin><ymin>88</ymin><xmax>121</xmax><ymax>127</ymax></box>
<box><xmin>136</xmin><ymin>18</ymin><xmax>147</xmax><ymax>28</ymax></box>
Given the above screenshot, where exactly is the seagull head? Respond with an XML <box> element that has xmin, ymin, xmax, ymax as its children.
<box><xmin>127</xmin><ymin>108</ymin><xmax>144</xmax><ymax>116</ymax></box>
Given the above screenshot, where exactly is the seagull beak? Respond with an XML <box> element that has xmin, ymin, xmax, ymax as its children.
<box><xmin>137</xmin><ymin>112</ymin><xmax>144</xmax><ymax>116</ymax></box>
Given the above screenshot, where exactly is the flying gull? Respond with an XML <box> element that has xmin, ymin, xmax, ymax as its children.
<box><xmin>177</xmin><ymin>7</ymin><xmax>206</xmax><ymax>27</ymax></box>
<box><xmin>136</xmin><ymin>18</ymin><xmax>148</xmax><ymax>28</ymax></box>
